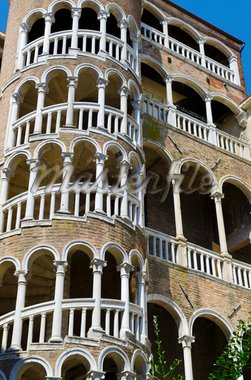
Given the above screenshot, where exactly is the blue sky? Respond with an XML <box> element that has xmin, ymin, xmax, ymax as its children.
<box><xmin>0</xmin><ymin>0</ymin><xmax>251</xmax><ymax>94</ymax></box>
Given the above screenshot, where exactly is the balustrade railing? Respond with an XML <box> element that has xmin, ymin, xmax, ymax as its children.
<box><xmin>146</xmin><ymin>228</ymin><xmax>178</xmax><ymax>263</ymax></box>
<box><xmin>141</xmin><ymin>23</ymin><xmax>236</xmax><ymax>83</ymax></box>
<box><xmin>21</xmin><ymin>31</ymin><xmax>137</xmax><ymax>74</ymax></box>
<box><xmin>176</xmin><ymin>110</ymin><xmax>210</xmax><ymax>142</ymax></box>
<box><xmin>143</xmin><ymin>97</ymin><xmax>168</xmax><ymax>122</ymax></box>
<box><xmin>0</xmin><ymin>299</ymin><xmax>143</xmax><ymax>352</ymax></box>
<box><xmin>232</xmin><ymin>260</ymin><xmax>251</xmax><ymax>289</ymax></box>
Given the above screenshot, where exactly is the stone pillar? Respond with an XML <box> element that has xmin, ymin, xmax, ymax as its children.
<box><xmin>136</xmin><ymin>271</ymin><xmax>147</xmax><ymax>343</ymax></box>
<box><xmin>179</xmin><ymin>335</ymin><xmax>194</xmax><ymax>380</ymax></box>
<box><xmin>24</xmin><ymin>159</ymin><xmax>40</xmax><ymax>220</ymax></box>
<box><xmin>119</xmin><ymin>262</ymin><xmax>133</xmax><ymax>339</ymax></box>
<box><xmin>17</xmin><ymin>22</ymin><xmax>30</xmax><ymax>69</ymax></box>
<box><xmin>131</xmin><ymin>31</ymin><xmax>140</xmax><ymax>76</ymax></box>
<box><xmin>7</xmin><ymin>92</ymin><xmax>23</xmax><ymax>149</ymax></box>
<box><xmin>160</xmin><ymin>18</ymin><xmax>169</xmax><ymax>48</ymax></box>
<box><xmin>42</xmin><ymin>13</ymin><xmax>54</xmax><ymax>55</ymax></box>
<box><xmin>229</xmin><ymin>56</ymin><xmax>241</xmax><ymax>86</ymax></box>
<box><xmin>119</xmin><ymin>19</ymin><xmax>129</xmax><ymax>64</ymax></box>
<box><xmin>120</xmin><ymin>160</ymin><xmax>130</xmax><ymax>219</ymax></box>
<box><xmin>10</xmin><ymin>270</ymin><xmax>27</xmax><ymax>350</ymax></box>
<box><xmin>120</xmin><ymin>86</ymin><xmax>129</xmax><ymax>135</ymax></box>
<box><xmin>65</xmin><ymin>76</ymin><xmax>78</xmax><ymax>127</ymax></box>
<box><xmin>50</xmin><ymin>261</ymin><xmax>67</xmax><ymax>342</ymax></box>
<box><xmin>0</xmin><ymin>168</ymin><xmax>11</xmax><ymax>233</ymax></box>
<box><xmin>98</xmin><ymin>10</ymin><xmax>109</xmax><ymax>54</ymax></box>
<box><xmin>94</xmin><ymin>153</ymin><xmax>107</xmax><ymax>213</ymax></box>
<box><xmin>88</xmin><ymin>259</ymin><xmax>106</xmax><ymax>337</ymax></box>
<box><xmin>132</xmin><ymin>97</ymin><xmax>142</xmax><ymax>145</ymax></box>
<box><xmin>211</xmin><ymin>192</ymin><xmax>233</xmax><ymax>282</ymax></box>
<box><xmin>165</xmin><ymin>76</ymin><xmax>177</xmax><ymax>127</ymax></box>
<box><xmin>97</xmin><ymin>78</ymin><xmax>108</xmax><ymax>129</ymax></box>
<box><xmin>59</xmin><ymin>153</ymin><xmax>73</xmax><ymax>213</ymax></box>
<box><xmin>70</xmin><ymin>8</ymin><xmax>81</xmax><ymax>51</ymax></box>
<box><xmin>34</xmin><ymin>83</ymin><xmax>47</xmax><ymax>134</ymax></box>
<box><xmin>205</xmin><ymin>94</ymin><xmax>217</xmax><ymax>145</ymax></box>
<box><xmin>172</xmin><ymin>179</ymin><xmax>187</xmax><ymax>267</ymax></box>
<box><xmin>198</xmin><ymin>38</ymin><xmax>206</xmax><ymax>67</ymax></box>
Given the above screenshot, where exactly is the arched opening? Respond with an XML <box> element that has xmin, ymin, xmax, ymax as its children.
<box><xmin>18</xmin><ymin>80</ymin><xmax>37</xmax><ymax>119</ymax></box>
<box><xmin>51</xmin><ymin>8</ymin><xmax>72</xmax><ymax>33</ymax></box>
<box><xmin>204</xmin><ymin>43</ymin><xmax>229</xmax><ymax>67</ymax></box>
<box><xmin>79</xmin><ymin>7</ymin><xmax>99</xmax><ymax>31</ymax></box>
<box><xmin>75</xmin><ymin>68</ymin><xmax>99</xmax><ymax>129</ymax></box>
<box><xmin>8</xmin><ymin>155</ymin><xmax>29</xmax><ymax>200</ymax></box>
<box><xmin>144</xmin><ymin>145</ymin><xmax>175</xmax><ymax>239</ymax></box>
<box><xmin>129</xmin><ymin>254</ymin><xmax>141</xmax><ymax>305</ymax></box>
<box><xmin>180</xmin><ymin>161</ymin><xmax>219</xmax><ymax>251</ymax></box>
<box><xmin>133</xmin><ymin>355</ymin><xmax>147</xmax><ymax>379</ymax></box>
<box><xmin>192</xmin><ymin>317</ymin><xmax>227</xmax><ymax>380</ymax></box>
<box><xmin>142</xmin><ymin>63</ymin><xmax>166</xmax><ymax>104</ymax></box>
<box><xmin>141</xmin><ymin>8</ymin><xmax>162</xmax><ymax>32</ymax></box>
<box><xmin>222</xmin><ymin>182</ymin><xmax>251</xmax><ymax>263</ymax></box>
<box><xmin>17</xmin><ymin>362</ymin><xmax>47</xmax><ymax>380</ymax></box>
<box><xmin>61</xmin><ymin>354</ymin><xmax>90</xmax><ymax>379</ymax></box>
<box><xmin>173</xmin><ymin>81</ymin><xmax>206</xmax><ymax>122</ymax></box>
<box><xmin>106</xmin><ymin>72</ymin><xmax>123</xmax><ymax>110</ymax></box>
<box><xmin>106</xmin><ymin>12</ymin><xmax>121</xmax><ymax>39</ymax></box>
<box><xmin>27</xmin><ymin>17</ymin><xmax>45</xmax><ymax>43</ymax></box>
<box><xmin>103</xmin><ymin>353</ymin><xmax>125</xmax><ymax>380</ymax></box>
<box><xmin>0</xmin><ymin>262</ymin><xmax>17</xmax><ymax>317</ymax></box>
<box><xmin>148</xmin><ymin>303</ymin><xmax>184</xmax><ymax>377</ymax></box>
<box><xmin>211</xmin><ymin>100</ymin><xmax>240</xmax><ymax>137</ymax></box>
<box><xmin>168</xmin><ymin>24</ymin><xmax>199</xmax><ymax>51</ymax></box>
<box><xmin>102</xmin><ymin>252</ymin><xmax>121</xmax><ymax>300</ymax></box>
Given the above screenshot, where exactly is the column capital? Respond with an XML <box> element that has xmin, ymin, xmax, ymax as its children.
<box><xmin>197</xmin><ymin>37</ymin><xmax>205</xmax><ymax>44</ymax></box>
<box><xmin>14</xmin><ymin>270</ymin><xmax>28</xmax><ymax>282</ymax></box>
<box><xmin>67</xmin><ymin>75</ymin><xmax>78</xmax><ymax>86</ymax></box>
<box><xmin>165</xmin><ymin>75</ymin><xmax>174</xmax><ymax>84</ymax></box>
<box><xmin>62</xmin><ymin>152</ymin><xmax>74</xmax><ymax>162</ymax></box>
<box><xmin>90</xmin><ymin>258</ymin><xmax>106</xmax><ymax>272</ymax></box>
<box><xmin>211</xmin><ymin>191</ymin><xmax>224</xmax><ymax>201</ymax></box>
<box><xmin>26</xmin><ymin>158</ymin><xmax>40</xmax><ymax>170</ymax></box>
<box><xmin>43</xmin><ymin>12</ymin><xmax>55</xmax><ymax>23</ymax></box>
<box><xmin>229</xmin><ymin>55</ymin><xmax>238</xmax><ymax>63</ymax></box>
<box><xmin>119</xmin><ymin>371</ymin><xmax>136</xmax><ymax>380</ymax></box>
<box><xmin>130</xmin><ymin>30</ymin><xmax>141</xmax><ymax>41</ymax></box>
<box><xmin>87</xmin><ymin>370</ymin><xmax>105</xmax><ymax>380</ymax></box>
<box><xmin>53</xmin><ymin>260</ymin><xmax>68</xmax><ymax>273</ymax></box>
<box><xmin>97</xmin><ymin>78</ymin><xmax>108</xmax><ymax>89</ymax></box>
<box><xmin>2</xmin><ymin>167</ymin><xmax>12</xmax><ymax>180</ymax></box>
<box><xmin>160</xmin><ymin>17</ymin><xmax>169</xmax><ymax>25</ymax></box>
<box><xmin>117</xmin><ymin>262</ymin><xmax>133</xmax><ymax>276</ymax></box>
<box><xmin>35</xmin><ymin>82</ymin><xmax>47</xmax><ymax>93</ymax></box>
<box><xmin>12</xmin><ymin>92</ymin><xmax>23</xmax><ymax>104</ymax></box>
<box><xmin>119</xmin><ymin>85</ymin><xmax>129</xmax><ymax>97</ymax></box>
<box><xmin>98</xmin><ymin>10</ymin><xmax>110</xmax><ymax>20</ymax></box>
<box><xmin>95</xmin><ymin>152</ymin><xmax>108</xmax><ymax>164</ymax></box>
<box><xmin>205</xmin><ymin>94</ymin><xmax>213</xmax><ymax>102</ymax></box>
<box><xmin>118</xmin><ymin>19</ymin><xmax>129</xmax><ymax>29</ymax></box>
<box><xmin>120</xmin><ymin>159</ymin><xmax>131</xmax><ymax>170</ymax></box>
<box><xmin>178</xmin><ymin>334</ymin><xmax>195</xmax><ymax>348</ymax></box>
<box><xmin>21</xmin><ymin>22</ymin><xmax>30</xmax><ymax>32</ymax></box>
<box><xmin>236</xmin><ymin>111</ymin><xmax>247</xmax><ymax>128</ymax></box>
<box><xmin>72</xmin><ymin>7</ymin><xmax>81</xmax><ymax>17</ymax></box>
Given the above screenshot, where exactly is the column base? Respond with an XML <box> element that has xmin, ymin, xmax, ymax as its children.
<box><xmin>68</xmin><ymin>47</ymin><xmax>80</xmax><ymax>56</ymax></box>
<box><xmin>8</xmin><ymin>344</ymin><xmax>22</xmax><ymax>352</ymax></box>
<box><xmin>49</xmin><ymin>336</ymin><xmax>63</xmax><ymax>343</ymax></box>
<box><xmin>37</xmin><ymin>54</ymin><xmax>48</xmax><ymax>63</ymax></box>
<box><xmin>119</xmin><ymin>328</ymin><xmax>131</xmax><ymax>340</ymax></box>
<box><xmin>87</xmin><ymin>327</ymin><xmax>104</xmax><ymax>339</ymax></box>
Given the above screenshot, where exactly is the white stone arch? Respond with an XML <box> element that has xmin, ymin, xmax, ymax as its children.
<box><xmin>77</xmin><ymin>0</ymin><xmax>104</xmax><ymax>12</ymax></box>
<box><xmin>4</xmin><ymin>150</ymin><xmax>31</xmax><ymax>172</ymax></box>
<box><xmin>143</xmin><ymin>0</ymin><xmax>166</xmax><ymax>21</ymax></box>
<box><xmin>55</xmin><ymin>348</ymin><xmax>97</xmax><ymax>376</ymax></box>
<box><xmin>69</xmin><ymin>136</ymin><xmax>102</xmax><ymax>154</ymax></box>
<box><xmin>103</xmin><ymin>141</ymin><xmax>127</xmax><ymax>161</ymax></box>
<box><xmin>143</xmin><ymin>139</ymin><xmax>174</xmax><ymax>163</ymax></box>
<box><xmin>147</xmin><ymin>293</ymin><xmax>189</xmax><ymax>337</ymax></box>
<box><xmin>74</xmin><ymin>63</ymin><xmax>103</xmax><ymax>79</ymax></box>
<box><xmin>104</xmin><ymin>67</ymin><xmax>127</xmax><ymax>87</ymax></box>
<box><xmin>128</xmin><ymin>78</ymin><xmax>141</xmax><ymax>99</ymax></box>
<box><xmin>219</xmin><ymin>175</ymin><xmax>251</xmax><ymax>203</ymax></box>
<box><xmin>41</xmin><ymin>65</ymin><xmax>72</xmax><ymax>84</ymax></box>
<box><xmin>9</xmin><ymin>356</ymin><xmax>53</xmax><ymax>380</ymax></box>
<box><xmin>0</xmin><ymin>370</ymin><xmax>7</xmax><ymax>380</ymax></box>
<box><xmin>204</xmin><ymin>36</ymin><xmax>234</xmax><ymax>59</ymax></box>
<box><xmin>106</xmin><ymin>3</ymin><xmax>126</xmax><ymax>22</ymax></box>
<box><xmin>22</xmin><ymin>8</ymin><xmax>46</xmax><ymax>26</ymax></box>
<box><xmin>22</xmin><ymin>244</ymin><xmax>60</xmax><ymax>272</ymax></box>
<box><xmin>210</xmin><ymin>92</ymin><xmax>243</xmax><ymax>115</ymax></box>
<box><xmin>48</xmin><ymin>0</ymin><xmax>76</xmax><ymax>14</ymax></box>
<box><xmin>141</xmin><ymin>53</ymin><xmax>170</xmax><ymax>81</ymax></box>
<box><xmin>100</xmin><ymin>242</ymin><xmax>128</xmax><ymax>264</ymax></box>
<box><xmin>127</xmin><ymin>14</ymin><xmax>139</xmax><ymax>36</ymax></box>
<box><xmin>172</xmin><ymin>73</ymin><xmax>208</xmax><ymax>99</ymax></box>
<box><xmin>189</xmin><ymin>308</ymin><xmax>233</xmax><ymax>340</ymax></box>
<box><xmin>98</xmin><ymin>345</ymin><xmax>131</xmax><ymax>372</ymax></box>
<box><xmin>33</xmin><ymin>139</ymin><xmax>66</xmax><ymax>159</ymax></box>
<box><xmin>0</xmin><ymin>256</ymin><xmax>21</xmax><ymax>273</ymax></box>
<box><xmin>129</xmin><ymin>249</ymin><xmax>144</xmax><ymax>271</ymax></box>
<box><xmin>62</xmin><ymin>240</ymin><xmax>98</xmax><ymax>261</ymax></box>
<box><xmin>131</xmin><ymin>349</ymin><xmax>148</xmax><ymax>375</ymax></box>
<box><xmin>14</xmin><ymin>76</ymin><xmax>40</xmax><ymax>95</ymax></box>
<box><xmin>167</xmin><ymin>17</ymin><xmax>202</xmax><ymax>41</ymax></box>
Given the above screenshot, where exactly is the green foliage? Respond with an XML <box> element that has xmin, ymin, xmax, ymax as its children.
<box><xmin>148</xmin><ymin>315</ymin><xmax>184</xmax><ymax>380</ymax></box>
<box><xmin>209</xmin><ymin>315</ymin><xmax>251</xmax><ymax>380</ymax></box>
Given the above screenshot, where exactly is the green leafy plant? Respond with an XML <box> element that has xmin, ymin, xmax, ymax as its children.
<box><xmin>148</xmin><ymin>315</ymin><xmax>184</xmax><ymax>380</ymax></box>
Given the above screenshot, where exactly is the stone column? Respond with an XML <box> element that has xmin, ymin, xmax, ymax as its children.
<box><xmin>94</xmin><ymin>153</ymin><xmax>107</xmax><ymax>213</ymax></box>
<box><xmin>131</xmin><ymin>31</ymin><xmax>140</xmax><ymax>76</ymax></box>
<box><xmin>166</xmin><ymin>76</ymin><xmax>177</xmax><ymax>127</ymax></box>
<box><xmin>17</xmin><ymin>22</ymin><xmax>30</xmax><ymax>69</ymax></box>
<box><xmin>132</xmin><ymin>97</ymin><xmax>142</xmax><ymax>146</ymax></box>
<box><xmin>172</xmin><ymin>179</ymin><xmax>187</xmax><ymax>267</ymax></box>
<box><xmin>205</xmin><ymin>94</ymin><xmax>217</xmax><ymax>145</ymax></box>
<box><xmin>24</xmin><ymin>159</ymin><xmax>40</xmax><ymax>220</ymax></box>
<box><xmin>88</xmin><ymin>259</ymin><xmax>106</xmax><ymax>337</ymax></box>
<box><xmin>118</xmin><ymin>262</ymin><xmax>133</xmax><ymax>339</ymax></box>
<box><xmin>119</xmin><ymin>19</ymin><xmax>129</xmax><ymax>64</ymax></box>
<box><xmin>58</xmin><ymin>153</ymin><xmax>73</xmax><ymax>214</ymax></box>
<box><xmin>34</xmin><ymin>83</ymin><xmax>47</xmax><ymax>134</ymax></box>
<box><xmin>136</xmin><ymin>271</ymin><xmax>147</xmax><ymax>343</ymax></box>
<box><xmin>65</xmin><ymin>76</ymin><xmax>78</xmax><ymax>127</ymax></box>
<box><xmin>70</xmin><ymin>8</ymin><xmax>81</xmax><ymax>52</ymax></box>
<box><xmin>42</xmin><ymin>13</ymin><xmax>54</xmax><ymax>55</ymax></box>
<box><xmin>120</xmin><ymin>160</ymin><xmax>130</xmax><ymax>219</ymax></box>
<box><xmin>50</xmin><ymin>261</ymin><xmax>68</xmax><ymax>342</ymax></box>
<box><xmin>160</xmin><ymin>18</ymin><xmax>169</xmax><ymax>48</ymax></box>
<box><xmin>120</xmin><ymin>86</ymin><xmax>129</xmax><ymax>135</ymax></box>
<box><xmin>179</xmin><ymin>335</ymin><xmax>194</xmax><ymax>380</ymax></box>
<box><xmin>7</xmin><ymin>92</ymin><xmax>23</xmax><ymax>149</ymax></box>
<box><xmin>97</xmin><ymin>78</ymin><xmax>108</xmax><ymax>129</ymax></box>
<box><xmin>211</xmin><ymin>191</ymin><xmax>233</xmax><ymax>282</ymax></box>
<box><xmin>0</xmin><ymin>168</ymin><xmax>11</xmax><ymax>233</ymax></box>
<box><xmin>98</xmin><ymin>10</ymin><xmax>109</xmax><ymax>54</ymax></box>
<box><xmin>198</xmin><ymin>38</ymin><xmax>206</xmax><ymax>67</ymax></box>
<box><xmin>10</xmin><ymin>270</ymin><xmax>28</xmax><ymax>350</ymax></box>
<box><xmin>229</xmin><ymin>56</ymin><xmax>241</xmax><ymax>86</ymax></box>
